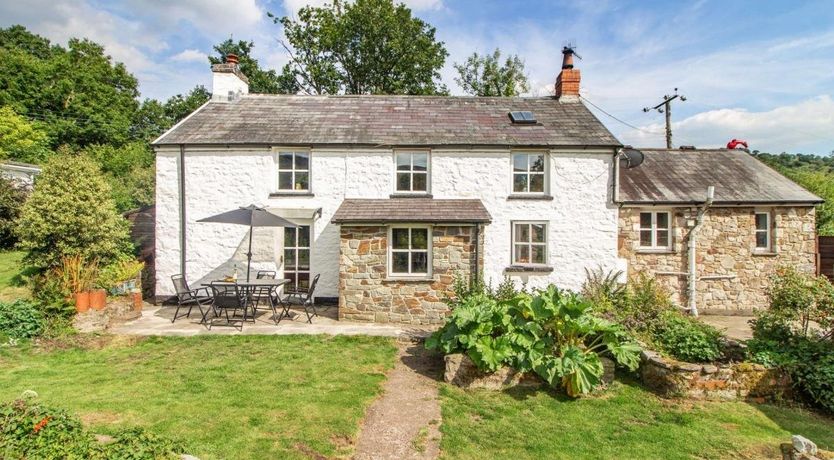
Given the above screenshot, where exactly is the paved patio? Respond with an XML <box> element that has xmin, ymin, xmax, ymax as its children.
<box><xmin>698</xmin><ymin>314</ymin><xmax>754</xmax><ymax>341</ymax></box>
<box><xmin>112</xmin><ymin>303</ymin><xmax>436</xmax><ymax>339</ymax></box>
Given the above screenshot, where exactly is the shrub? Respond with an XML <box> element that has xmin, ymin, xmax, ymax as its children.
<box><xmin>764</xmin><ymin>266</ymin><xmax>834</xmax><ymax>338</ymax></box>
<box><xmin>787</xmin><ymin>339</ymin><xmax>834</xmax><ymax>414</ymax></box>
<box><xmin>0</xmin><ymin>176</ymin><xmax>28</xmax><ymax>249</ymax></box>
<box><xmin>581</xmin><ymin>267</ymin><xmax>626</xmax><ymax>313</ymax></box>
<box><xmin>652</xmin><ymin>311</ymin><xmax>722</xmax><ymax>363</ymax></box>
<box><xmin>15</xmin><ymin>153</ymin><xmax>132</xmax><ymax>271</ymax></box>
<box><xmin>617</xmin><ymin>274</ymin><xmax>676</xmax><ymax>335</ymax></box>
<box><xmin>0</xmin><ymin>300</ymin><xmax>44</xmax><ymax>341</ymax></box>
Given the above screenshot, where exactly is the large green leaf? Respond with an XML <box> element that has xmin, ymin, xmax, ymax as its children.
<box><xmin>559</xmin><ymin>345</ymin><xmax>603</xmax><ymax>397</ymax></box>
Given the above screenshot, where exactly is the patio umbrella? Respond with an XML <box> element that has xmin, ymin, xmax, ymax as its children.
<box><xmin>198</xmin><ymin>204</ymin><xmax>297</xmax><ymax>281</ymax></box>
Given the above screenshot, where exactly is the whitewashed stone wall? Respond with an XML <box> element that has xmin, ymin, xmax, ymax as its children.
<box><xmin>155</xmin><ymin>145</ymin><xmax>621</xmax><ymax>305</ymax></box>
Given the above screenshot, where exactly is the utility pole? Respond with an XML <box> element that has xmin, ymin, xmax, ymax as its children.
<box><xmin>643</xmin><ymin>88</ymin><xmax>686</xmax><ymax>148</ymax></box>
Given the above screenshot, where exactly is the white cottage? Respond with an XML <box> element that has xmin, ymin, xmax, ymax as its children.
<box><xmin>153</xmin><ymin>49</ymin><xmax>625</xmax><ymax>324</ymax></box>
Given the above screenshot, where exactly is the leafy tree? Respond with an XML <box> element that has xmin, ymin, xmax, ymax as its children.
<box><xmin>0</xmin><ymin>176</ymin><xmax>28</xmax><ymax>249</ymax></box>
<box><xmin>209</xmin><ymin>40</ymin><xmax>295</xmax><ymax>94</ymax></box>
<box><xmin>134</xmin><ymin>86</ymin><xmax>210</xmax><ymax>142</ymax></box>
<box><xmin>454</xmin><ymin>48</ymin><xmax>530</xmax><ymax>97</ymax></box>
<box><xmin>163</xmin><ymin>85</ymin><xmax>211</xmax><ymax>122</ymax></box>
<box><xmin>16</xmin><ymin>153</ymin><xmax>132</xmax><ymax>270</ymax></box>
<box><xmin>271</xmin><ymin>0</ymin><xmax>448</xmax><ymax>95</ymax></box>
<box><xmin>0</xmin><ymin>106</ymin><xmax>51</xmax><ymax>163</ymax></box>
<box><xmin>83</xmin><ymin>142</ymin><xmax>155</xmax><ymax>212</ymax></box>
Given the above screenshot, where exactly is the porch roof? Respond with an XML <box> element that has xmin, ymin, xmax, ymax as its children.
<box><xmin>331</xmin><ymin>198</ymin><xmax>492</xmax><ymax>224</ymax></box>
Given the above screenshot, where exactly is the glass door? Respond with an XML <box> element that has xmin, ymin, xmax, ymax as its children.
<box><xmin>284</xmin><ymin>225</ymin><xmax>311</xmax><ymax>291</ymax></box>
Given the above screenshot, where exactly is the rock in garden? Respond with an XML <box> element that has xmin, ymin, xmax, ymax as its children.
<box><xmin>792</xmin><ymin>435</ymin><xmax>818</xmax><ymax>455</ymax></box>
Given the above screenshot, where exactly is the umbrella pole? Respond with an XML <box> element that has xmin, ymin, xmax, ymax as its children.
<box><xmin>246</xmin><ymin>224</ymin><xmax>253</xmax><ymax>282</ymax></box>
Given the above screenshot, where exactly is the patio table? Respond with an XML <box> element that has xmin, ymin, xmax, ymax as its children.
<box><xmin>202</xmin><ymin>279</ymin><xmax>292</xmax><ymax>325</ymax></box>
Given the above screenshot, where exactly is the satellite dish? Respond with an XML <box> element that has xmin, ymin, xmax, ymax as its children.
<box><xmin>618</xmin><ymin>147</ymin><xmax>644</xmax><ymax>169</ymax></box>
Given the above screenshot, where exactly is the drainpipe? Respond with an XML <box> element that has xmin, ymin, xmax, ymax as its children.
<box><xmin>179</xmin><ymin>144</ymin><xmax>186</xmax><ymax>279</ymax></box>
<box><xmin>688</xmin><ymin>185</ymin><xmax>714</xmax><ymax>317</ymax></box>
<box><xmin>473</xmin><ymin>224</ymin><xmax>481</xmax><ymax>286</ymax></box>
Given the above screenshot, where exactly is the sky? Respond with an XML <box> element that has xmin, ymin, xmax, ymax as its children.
<box><xmin>1</xmin><ymin>0</ymin><xmax>833</xmax><ymax>154</ymax></box>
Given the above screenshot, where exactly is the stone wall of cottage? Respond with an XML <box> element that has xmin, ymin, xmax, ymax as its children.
<box><xmin>618</xmin><ymin>206</ymin><xmax>817</xmax><ymax>312</ymax></box>
<box><xmin>339</xmin><ymin>225</ymin><xmax>482</xmax><ymax>324</ymax></box>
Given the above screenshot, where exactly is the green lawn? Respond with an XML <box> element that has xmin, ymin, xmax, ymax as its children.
<box><xmin>0</xmin><ymin>250</ymin><xmax>27</xmax><ymax>301</ymax></box>
<box><xmin>0</xmin><ymin>335</ymin><xmax>397</xmax><ymax>459</ymax></box>
<box><xmin>439</xmin><ymin>381</ymin><xmax>834</xmax><ymax>460</ymax></box>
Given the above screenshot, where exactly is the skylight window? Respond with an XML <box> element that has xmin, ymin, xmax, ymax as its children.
<box><xmin>509</xmin><ymin>111</ymin><xmax>537</xmax><ymax>124</ymax></box>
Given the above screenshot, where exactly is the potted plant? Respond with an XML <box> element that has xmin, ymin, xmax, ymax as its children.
<box><xmin>55</xmin><ymin>255</ymin><xmax>98</xmax><ymax>313</ymax></box>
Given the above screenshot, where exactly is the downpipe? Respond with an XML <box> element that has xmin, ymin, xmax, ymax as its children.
<box><xmin>687</xmin><ymin>185</ymin><xmax>714</xmax><ymax>317</ymax></box>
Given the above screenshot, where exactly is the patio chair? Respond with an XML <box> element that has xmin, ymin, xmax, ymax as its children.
<box><xmin>171</xmin><ymin>274</ymin><xmax>213</xmax><ymax>323</ymax></box>
<box><xmin>205</xmin><ymin>282</ymin><xmax>248</xmax><ymax>331</ymax></box>
<box><xmin>284</xmin><ymin>274</ymin><xmax>320</xmax><ymax>323</ymax></box>
<box><xmin>252</xmin><ymin>270</ymin><xmax>277</xmax><ymax>312</ymax></box>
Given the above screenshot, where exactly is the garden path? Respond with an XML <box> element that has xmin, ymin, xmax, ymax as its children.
<box><xmin>354</xmin><ymin>341</ymin><xmax>443</xmax><ymax>460</ymax></box>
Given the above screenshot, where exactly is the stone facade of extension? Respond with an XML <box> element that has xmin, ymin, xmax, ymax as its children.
<box><xmin>339</xmin><ymin>225</ymin><xmax>482</xmax><ymax>325</ymax></box>
<box><xmin>618</xmin><ymin>206</ymin><xmax>818</xmax><ymax>312</ymax></box>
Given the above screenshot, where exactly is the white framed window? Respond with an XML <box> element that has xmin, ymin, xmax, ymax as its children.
<box><xmin>511</xmin><ymin>152</ymin><xmax>547</xmax><ymax>194</ymax></box>
<box><xmin>277</xmin><ymin>150</ymin><xmax>310</xmax><ymax>192</ymax></box>
<box><xmin>394</xmin><ymin>151</ymin><xmax>429</xmax><ymax>193</ymax></box>
<box><xmin>512</xmin><ymin>222</ymin><xmax>548</xmax><ymax>265</ymax></box>
<box><xmin>639</xmin><ymin>211</ymin><xmax>671</xmax><ymax>250</ymax></box>
<box><xmin>389</xmin><ymin>226</ymin><xmax>431</xmax><ymax>277</ymax></box>
<box><xmin>754</xmin><ymin>211</ymin><xmax>772</xmax><ymax>251</ymax></box>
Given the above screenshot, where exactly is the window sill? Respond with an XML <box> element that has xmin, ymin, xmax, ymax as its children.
<box><xmin>269</xmin><ymin>192</ymin><xmax>315</xmax><ymax>198</ymax></box>
<box><xmin>390</xmin><ymin>193</ymin><xmax>433</xmax><ymax>199</ymax></box>
<box><xmin>504</xmin><ymin>265</ymin><xmax>554</xmax><ymax>274</ymax></box>
<box><xmin>507</xmin><ymin>194</ymin><xmax>553</xmax><ymax>201</ymax></box>
<box><xmin>752</xmin><ymin>251</ymin><xmax>778</xmax><ymax>257</ymax></box>
<box><xmin>384</xmin><ymin>275</ymin><xmax>433</xmax><ymax>282</ymax></box>
<box><xmin>636</xmin><ymin>248</ymin><xmax>675</xmax><ymax>254</ymax></box>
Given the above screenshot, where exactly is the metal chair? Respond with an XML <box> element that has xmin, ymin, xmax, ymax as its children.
<box><xmin>252</xmin><ymin>270</ymin><xmax>277</xmax><ymax>312</ymax></box>
<box><xmin>205</xmin><ymin>282</ymin><xmax>248</xmax><ymax>331</ymax></box>
<box><xmin>171</xmin><ymin>275</ymin><xmax>213</xmax><ymax>323</ymax></box>
<box><xmin>284</xmin><ymin>274</ymin><xmax>320</xmax><ymax>323</ymax></box>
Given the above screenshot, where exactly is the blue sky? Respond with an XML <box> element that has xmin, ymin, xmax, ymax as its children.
<box><xmin>2</xmin><ymin>0</ymin><xmax>833</xmax><ymax>154</ymax></box>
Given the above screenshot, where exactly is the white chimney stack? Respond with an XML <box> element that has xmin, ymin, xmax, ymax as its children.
<box><xmin>211</xmin><ymin>54</ymin><xmax>249</xmax><ymax>102</ymax></box>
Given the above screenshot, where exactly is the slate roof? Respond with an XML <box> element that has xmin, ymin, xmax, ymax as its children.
<box><xmin>331</xmin><ymin>198</ymin><xmax>492</xmax><ymax>224</ymax></box>
<box><xmin>153</xmin><ymin>94</ymin><xmax>619</xmax><ymax>148</ymax></box>
<box><xmin>618</xmin><ymin>149</ymin><xmax>823</xmax><ymax>205</ymax></box>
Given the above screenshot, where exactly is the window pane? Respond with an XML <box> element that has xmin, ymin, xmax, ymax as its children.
<box><xmin>514</xmin><ymin>245</ymin><xmax>529</xmax><ymax>264</ymax></box>
<box><xmin>278</xmin><ymin>172</ymin><xmax>293</xmax><ymax>190</ymax></box>
<box><xmin>392</xmin><ymin>252</ymin><xmax>409</xmax><ymax>273</ymax></box>
<box><xmin>530</xmin><ymin>174</ymin><xmax>544</xmax><ymax>193</ymax></box>
<box><xmin>412</xmin><ymin>153</ymin><xmax>428</xmax><ymax>172</ymax></box>
<box><xmin>640</xmin><ymin>213</ymin><xmax>652</xmax><ymax>228</ymax></box>
<box><xmin>279</xmin><ymin>153</ymin><xmax>294</xmax><ymax>169</ymax></box>
<box><xmin>657</xmin><ymin>230</ymin><xmax>669</xmax><ymax>248</ymax></box>
<box><xmin>411</xmin><ymin>251</ymin><xmax>428</xmax><ymax>273</ymax></box>
<box><xmin>295</xmin><ymin>172</ymin><xmax>309</xmax><ymax>190</ymax></box>
<box><xmin>531</xmin><ymin>224</ymin><xmax>546</xmax><ymax>243</ymax></box>
<box><xmin>294</xmin><ymin>152</ymin><xmax>309</xmax><ymax>170</ymax></box>
<box><xmin>297</xmin><ymin>249</ymin><xmax>310</xmax><ymax>270</ymax></box>
<box><xmin>513</xmin><ymin>174</ymin><xmax>527</xmax><ymax>193</ymax></box>
<box><xmin>392</xmin><ymin>229</ymin><xmax>409</xmax><ymax>249</ymax></box>
<box><xmin>755</xmin><ymin>213</ymin><xmax>768</xmax><ymax>231</ymax></box>
<box><xmin>529</xmin><ymin>154</ymin><xmax>545</xmax><ymax>172</ymax></box>
<box><xmin>396</xmin><ymin>153</ymin><xmax>411</xmax><ymax>171</ymax></box>
<box><xmin>296</xmin><ymin>272</ymin><xmax>310</xmax><ymax>290</ymax></box>
<box><xmin>284</xmin><ymin>228</ymin><xmax>296</xmax><ymax>247</ymax></box>
<box><xmin>396</xmin><ymin>173</ymin><xmax>411</xmax><ymax>191</ymax></box>
<box><xmin>298</xmin><ymin>226</ymin><xmax>310</xmax><ymax>247</ymax></box>
<box><xmin>657</xmin><ymin>212</ymin><xmax>669</xmax><ymax>229</ymax></box>
<box><xmin>513</xmin><ymin>154</ymin><xmax>527</xmax><ymax>172</ymax></box>
<box><xmin>532</xmin><ymin>245</ymin><xmax>546</xmax><ymax>264</ymax></box>
<box><xmin>640</xmin><ymin>230</ymin><xmax>652</xmax><ymax>247</ymax></box>
<box><xmin>412</xmin><ymin>173</ymin><xmax>427</xmax><ymax>192</ymax></box>
<box><xmin>515</xmin><ymin>224</ymin><xmax>530</xmax><ymax>243</ymax></box>
<box><xmin>411</xmin><ymin>228</ymin><xmax>428</xmax><ymax>249</ymax></box>
<box><xmin>284</xmin><ymin>248</ymin><xmax>296</xmax><ymax>266</ymax></box>
<box><xmin>756</xmin><ymin>231</ymin><xmax>768</xmax><ymax>248</ymax></box>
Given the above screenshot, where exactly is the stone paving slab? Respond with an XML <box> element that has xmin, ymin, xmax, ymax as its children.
<box><xmin>698</xmin><ymin>314</ymin><xmax>753</xmax><ymax>341</ymax></box>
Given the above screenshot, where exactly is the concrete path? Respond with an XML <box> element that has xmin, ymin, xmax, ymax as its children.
<box><xmin>112</xmin><ymin>305</ymin><xmax>434</xmax><ymax>339</ymax></box>
<box><xmin>698</xmin><ymin>315</ymin><xmax>754</xmax><ymax>341</ymax></box>
<box><xmin>354</xmin><ymin>341</ymin><xmax>443</xmax><ymax>460</ymax></box>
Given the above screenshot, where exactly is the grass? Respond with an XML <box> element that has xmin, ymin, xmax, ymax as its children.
<box><xmin>0</xmin><ymin>250</ymin><xmax>28</xmax><ymax>301</ymax></box>
<box><xmin>0</xmin><ymin>334</ymin><xmax>397</xmax><ymax>459</ymax></box>
<box><xmin>439</xmin><ymin>380</ymin><xmax>834</xmax><ymax>460</ymax></box>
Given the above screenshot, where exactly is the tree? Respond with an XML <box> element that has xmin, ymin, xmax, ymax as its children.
<box><xmin>0</xmin><ymin>176</ymin><xmax>28</xmax><ymax>249</ymax></box>
<box><xmin>16</xmin><ymin>153</ymin><xmax>132</xmax><ymax>270</ymax></box>
<box><xmin>134</xmin><ymin>85</ymin><xmax>211</xmax><ymax>141</ymax></box>
<box><xmin>271</xmin><ymin>0</ymin><xmax>448</xmax><ymax>95</ymax></box>
<box><xmin>454</xmin><ymin>48</ymin><xmax>529</xmax><ymax>97</ymax></box>
<box><xmin>209</xmin><ymin>40</ymin><xmax>296</xmax><ymax>94</ymax></box>
<box><xmin>83</xmin><ymin>142</ymin><xmax>155</xmax><ymax>212</ymax></box>
<box><xmin>0</xmin><ymin>106</ymin><xmax>51</xmax><ymax>163</ymax></box>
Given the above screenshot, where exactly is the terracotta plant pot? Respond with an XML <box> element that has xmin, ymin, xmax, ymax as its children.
<box><xmin>74</xmin><ymin>291</ymin><xmax>91</xmax><ymax>313</ymax></box>
<box><xmin>90</xmin><ymin>289</ymin><xmax>107</xmax><ymax>311</ymax></box>
<box><xmin>131</xmin><ymin>291</ymin><xmax>143</xmax><ymax>311</ymax></box>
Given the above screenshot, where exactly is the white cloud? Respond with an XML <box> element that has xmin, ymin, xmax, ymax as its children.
<box><xmin>171</xmin><ymin>49</ymin><xmax>208</xmax><ymax>63</ymax></box>
<box><xmin>282</xmin><ymin>0</ymin><xmax>444</xmax><ymax>17</ymax></box>
<box><xmin>124</xmin><ymin>0</ymin><xmax>263</xmax><ymax>33</ymax></box>
<box><xmin>617</xmin><ymin>96</ymin><xmax>834</xmax><ymax>153</ymax></box>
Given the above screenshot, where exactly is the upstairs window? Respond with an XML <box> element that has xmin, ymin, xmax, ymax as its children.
<box><xmin>512</xmin><ymin>152</ymin><xmax>547</xmax><ymax>194</ymax></box>
<box><xmin>639</xmin><ymin>211</ymin><xmax>671</xmax><ymax>250</ymax></box>
<box><xmin>390</xmin><ymin>226</ymin><xmax>431</xmax><ymax>276</ymax></box>
<box><xmin>278</xmin><ymin>151</ymin><xmax>310</xmax><ymax>192</ymax></box>
<box><xmin>395</xmin><ymin>151</ymin><xmax>429</xmax><ymax>193</ymax></box>
<box><xmin>512</xmin><ymin>222</ymin><xmax>548</xmax><ymax>265</ymax></box>
<box><xmin>755</xmin><ymin>211</ymin><xmax>772</xmax><ymax>251</ymax></box>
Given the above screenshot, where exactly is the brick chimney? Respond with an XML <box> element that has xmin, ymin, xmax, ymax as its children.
<box><xmin>554</xmin><ymin>47</ymin><xmax>580</xmax><ymax>101</ymax></box>
<box><xmin>211</xmin><ymin>53</ymin><xmax>249</xmax><ymax>102</ymax></box>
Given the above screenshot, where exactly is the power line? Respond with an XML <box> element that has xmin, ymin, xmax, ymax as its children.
<box><xmin>580</xmin><ymin>95</ymin><xmax>666</xmax><ymax>136</ymax></box>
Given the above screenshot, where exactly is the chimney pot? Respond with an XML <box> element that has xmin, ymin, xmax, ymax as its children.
<box><xmin>225</xmin><ymin>53</ymin><xmax>239</xmax><ymax>65</ymax></box>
